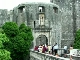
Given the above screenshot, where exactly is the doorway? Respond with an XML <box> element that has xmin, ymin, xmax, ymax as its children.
<box><xmin>36</xmin><ymin>34</ymin><xmax>48</xmax><ymax>46</ymax></box>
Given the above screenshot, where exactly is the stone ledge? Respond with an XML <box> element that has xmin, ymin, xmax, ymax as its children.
<box><xmin>30</xmin><ymin>49</ymin><xmax>70</xmax><ymax>60</ymax></box>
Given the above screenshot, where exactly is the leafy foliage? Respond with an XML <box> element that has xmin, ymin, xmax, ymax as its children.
<box><xmin>2</xmin><ymin>22</ymin><xmax>19</xmax><ymax>37</ymax></box>
<box><xmin>73</xmin><ymin>29</ymin><xmax>80</xmax><ymax>49</ymax></box>
<box><xmin>0</xmin><ymin>49</ymin><xmax>11</xmax><ymax>60</ymax></box>
<box><xmin>2</xmin><ymin>22</ymin><xmax>33</xmax><ymax>60</ymax></box>
<box><xmin>0</xmin><ymin>32</ymin><xmax>11</xmax><ymax>60</ymax></box>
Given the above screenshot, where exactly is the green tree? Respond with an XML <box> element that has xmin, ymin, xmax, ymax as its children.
<box><xmin>2</xmin><ymin>22</ymin><xmax>33</xmax><ymax>60</ymax></box>
<box><xmin>73</xmin><ymin>29</ymin><xmax>80</xmax><ymax>49</ymax></box>
<box><xmin>19</xmin><ymin>24</ymin><xmax>33</xmax><ymax>47</ymax></box>
<box><xmin>2</xmin><ymin>22</ymin><xmax>19</xmax><ymax>37</ymax></box>
<box><xmin>0</xmin><ymin>32</ymin><xmax>11</xmax><ymax>60</ymax></box>
<box><xmin>19</xmin><ymin>24</ymin><xmax>33</xmax><ymax>60</ymax></box>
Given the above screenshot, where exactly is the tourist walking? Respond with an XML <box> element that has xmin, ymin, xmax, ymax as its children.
<box><xmin>38</xmin><ymin>45</ymin><xmax>42</xmax><ymax>53</ymax></box>
<box><xmin>48</xmin><ymin>45</ymin><xmax>51</xmax><ymax>54</ymax></box>
<box><xmin>70</xmin><ymin>45</ymin><xmax>73</xmax><ymax>60</ymax></box>
<box><xmin>34</xmin><ymin>46</ymin><xmax>38</xmax><ymax>51</ymax></box>
<box><xmin>52</xmin><ymin>45</ymin><xmax>54</xmax><ymax>55</ymax></box>
<box><xmin>63</xmin><ymin>45</ymin><xmax>67</xmax><ymax>57</ymax></box>
<box><xmin>54</xmin><ymin>43</ymin><xmax>58</xmax><ymax>55</ymax></box>
<box><xmin>42</xmin><ymin>45</ymin><xmax>46</xmax><ymax>53</ymax></box>
<box><xmin>45</xmin><ymin>45</ymin><xmax>48</xmax><ymax>52</ymax></box>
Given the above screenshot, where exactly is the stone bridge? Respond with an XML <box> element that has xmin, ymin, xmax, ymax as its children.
<box><xmin>30</xmin><ymin>49</ymin><xmax>70</xmax><ymax>60</ymax></box>
<box><xmin>30</xmin><ymin>49</ymin><xmax>80</xmax><ymax>60</ymax></box>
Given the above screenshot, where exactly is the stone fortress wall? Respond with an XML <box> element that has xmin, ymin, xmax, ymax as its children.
<box><xmin>50</xmin><ymin>0</ymin><xmax>80</xmax><ymax>47</ymax></box>
<box><xmin>0</xmin><ymin>0</ymin><xmax>80</xmax><ymax>48</ymax></box>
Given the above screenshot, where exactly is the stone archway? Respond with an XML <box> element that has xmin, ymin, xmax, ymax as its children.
<box><xmin>36</xmin><ymin>34</ymin><xmax>48</xmax><ymax>46</ymax></box>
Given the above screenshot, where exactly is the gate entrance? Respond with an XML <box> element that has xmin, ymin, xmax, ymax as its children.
<box><xmin>36</xmin><ymin>35</ymin><xmax>48</xmax><ymax>46</ymax></box>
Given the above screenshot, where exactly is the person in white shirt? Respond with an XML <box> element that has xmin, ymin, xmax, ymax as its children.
<box><xmin>48</xmin><ymin>45</ymin><xmax>51</xmax><ymax>54</ymax></box>
<box><xmin>54</xmin><ymin>43</ymin><xmax>58</xmax><ymax>55</ymax></box>
<box><xmin>70</xmin><ymin>45</ymin><xmax>73</xmax><ymax>60</ymax></box>
<box><xmin>64</xmin><ymin>45</ymin><xmax>67</xmax><ymax>57</ymax></box>
<box><xmin>38</xmin><ymin>45</ymin><xmax>42</xmax><ymax>53</ymax></box>
<box><xmin>64</xmin><ymin>45</ymin><xmax>67</xmax><ymax>53</ymax></box>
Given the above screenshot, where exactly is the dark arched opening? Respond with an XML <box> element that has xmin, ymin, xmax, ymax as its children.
<box><xmin>36</xmin><ymin>35</ymin><xmax>48</xmax><ymax>46</ymax></box>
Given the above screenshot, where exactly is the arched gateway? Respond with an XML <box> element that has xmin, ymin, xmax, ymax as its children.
<box><xmin>36</xmin><ymin>35</ymin><xmax>48</xmax><ymax>46</ymax></box>
<box><xmin>32</xmin><ymin>24</ymin><xmax>52</xmax><ymax>48</ymax></box>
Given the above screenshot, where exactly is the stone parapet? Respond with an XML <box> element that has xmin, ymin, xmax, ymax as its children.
<box><xmin>30</xmin><ymin>49</ymin><xmax>70</xmax><ymax>60</ymax></box>
<box><xmin>67</xmin><ymin>49</ymin><xmax>80</xmax><ymax>60</ymax></box>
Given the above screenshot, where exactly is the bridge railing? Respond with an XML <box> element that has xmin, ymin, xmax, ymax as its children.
<box><xmin>30</xmin><ymin>49</ymin><xmax>70</xmax><ymax>60</ymax></box>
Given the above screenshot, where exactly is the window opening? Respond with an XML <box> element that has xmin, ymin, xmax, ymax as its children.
<box><xmin>53</xmin><ymin>7</ymin><xmax>58</xmax><ymax>13</ymax></box>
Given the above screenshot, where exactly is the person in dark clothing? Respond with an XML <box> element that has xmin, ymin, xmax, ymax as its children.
<box><xmin>52</xmin><ymin>45</ymin><xmax>54</xmax><ymax>55</ymax></box>
<box><xmin>64</xmin><ymin>45</ymin><xmax>67</xmax><ymax>57</ymax></box>
<box><xmin>42</xmin><ymin>45</ymin><xmax>46</xmax><ymax>53</ymax></box>
<box><xmin>34</xmin><ymin>46</ymin><xmax>38</xmax><ymax>51</ymax></box>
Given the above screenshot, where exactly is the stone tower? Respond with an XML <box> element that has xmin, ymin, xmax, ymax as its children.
<box><xmin>12</xmin><ymin>2</ymin><xmax>62</xmax><ymax>48</ymax></box>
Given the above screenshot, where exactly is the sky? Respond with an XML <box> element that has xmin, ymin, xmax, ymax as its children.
<box><xmin>0</xmin><ymin>0</ymin><xmax>50</xmax><ymax>10</ymax></box>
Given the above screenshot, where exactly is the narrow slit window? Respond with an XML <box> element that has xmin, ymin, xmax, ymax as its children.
<box><xmin>34</xmin><ymin>21</ymin><xmax>35</xmax><ymax>28</ymax></box>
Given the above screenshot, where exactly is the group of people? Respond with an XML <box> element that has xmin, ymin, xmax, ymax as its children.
<box><xmin>34</xmin><ymin>43</ymin><xmax>59</xmax><ymax>56</ymax></box>
<box><xmin>34</xmin><ymin>44</ymin><xmax>49</xmax><ymax>53</ymax></box>
<box><xmin>63</xmin><ymin>44</ymin><xmax>73</xmax><ymax>60</ymax></box>
<box><xmin>34</xmin><ymin>43</ymin><xmax>73</xmax><ymax>60</ymax></box>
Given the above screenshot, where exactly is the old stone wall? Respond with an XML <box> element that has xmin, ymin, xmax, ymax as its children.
<box><xmin>0</xmin><ymin>9</ymin><xmax>7</xmax><ymax>27</ymax></box>
<box><xmin>75</xmin><ymin>0</ymin><xmax>80</xmax><ymax>30</ymax></box>
<box><xmin>50</xmin><ymin>0</ymin><xmax>77</xmax><ymax>48</ymax></box>
<box><xmin>0</xmin><ymin>9</ymin><xmax>13</xmax><ymax>27</ymax></box>
<box><xmin>0</xmin><ymin>0</ymin><xmax>80</xmax><ymax>48</ymax></box>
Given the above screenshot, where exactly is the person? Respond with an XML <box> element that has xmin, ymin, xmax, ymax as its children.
<box><xmin>54</xmin><ymin>43</ymin><xmax>58</xmax><ymax>55</ymax></box>
<box><xmin>38</xmin><ymin>45</ymin><xmax>42</xmax><ymax>53</ymax></box>
<box><xmin>52</xmin><ymin>45</ymin><xmax>54</xmax><ymax>55</ymax></box>
<box><xmin>45</xmin><ymin>45</ymin><xmax>48</xmax><ymax>52</ymax></box>
<box><xmin>48</xmin><ymin>45</ymin><xmax>51</xmax><ymax>54</ymax></box>
<box><xmin>42</xmin><ymin>45</ymin><xmax>46</xmax><ymax>53</ymax></box>
<box><xmin>63</xmin><ymin>45</ymin><xmax>67</xmax><ymax>57</ymax></box>
<box><xmin>34</xmin><ymin>46</ymin><xmax>38</xmax><ymax>51</ymax></box>
<box><xmin>55</xmin><ymin>53</ymin><xmax>59</xmax><ymax>57</ymax></box>
<box><xmin>70</xmin><ymin>45</ymin><xmax>73</xmax><ymax>60</ymax></box>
